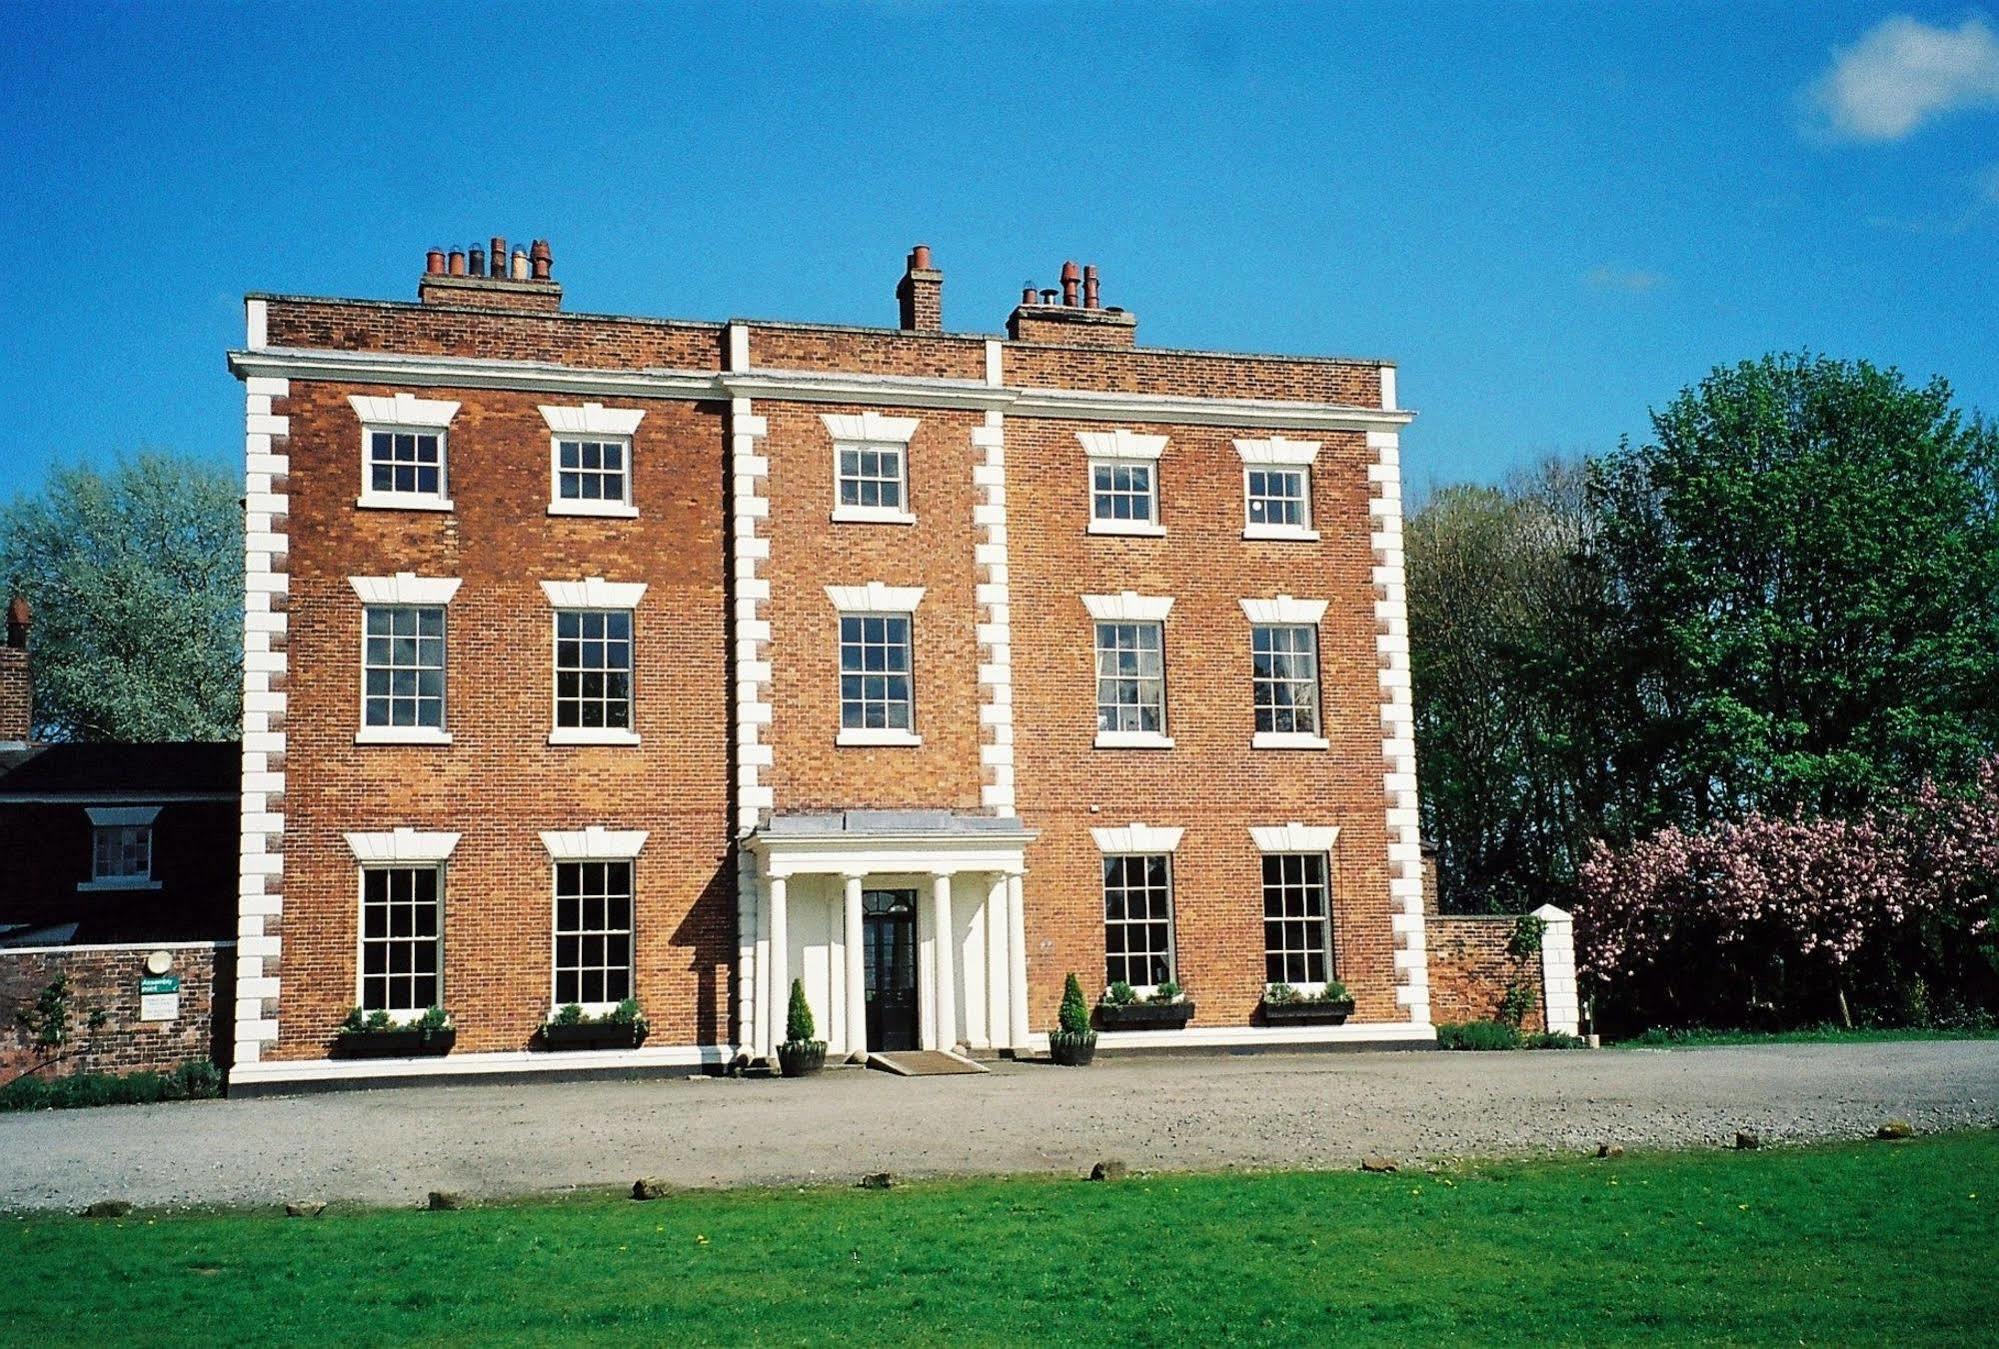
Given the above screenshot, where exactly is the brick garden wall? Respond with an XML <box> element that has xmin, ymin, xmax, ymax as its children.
<box><xmin>0</xmin><ymin>942</ymin><xmax>233</xmax><ymax>1079</ymax></box>
<box><xmin>1426</xmin><ymin>916</ymin><xmax>1547</xmax><ymax>1032</ymax></box>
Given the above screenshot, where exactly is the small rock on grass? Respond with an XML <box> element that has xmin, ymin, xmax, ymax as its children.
<box><xmin>1876</xmin><ymin>1119</ymin><xmax>1915</xmax><ymax>1141</ymax></box>
<box><xmin>631</xmin><ymin>1178</ymin><xmax>670</xmax><ymax>1200</ymax></box>
<box><xmin>1734</xmin><ymin>1131</ymin><xmax>1760</xmax><ymax>1151</ymax></box>
<box><xmin>858</xmin><ymin>1172</ymin><xmax>895</xmax><ymax>1190</ymax></box>
<box><xmin>1597</xmin><ymin>1144</ymin><xmax>1624</xmax><ymax>1159</ymax></box>
<box><xmin>1360</xmin><ymin>1155</ymin><xmax>1398</xmax><ymax>1173</ymax></box>
<box><xmin>80</xmin><ymin>1200</ymin><xmax>132</xmax><ymax>1219</ymax></box>
<box><xmin>284</xmin><ymin>1202</ymin><xmax>328</xmax><ymax>1218</ymax></box>
<box><xmin>1089</xmin><ymin>1160</ymin><xmax>1128</xmax><ymax>1182</ymax></box>
<box><xmin>426</xmin><ymin>1190</ymin><xmax>467</xmax><ymax>1211</ymax></box>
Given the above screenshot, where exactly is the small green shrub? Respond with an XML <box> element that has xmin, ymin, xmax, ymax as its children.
<box><xmin>364</xmin><ymin>1009</ymin><xmax>393</xmax><ymax>1033</ymax></box>
<box><xmin>1316</xmin><ymin>979</ymin><xmax>1351</xmax><ymax>1004</ymax></box>
<box><xmin>608</xmin><ymin>998</ymin><xmax>646</xmax><ymax>1029</ymax></box>
<box><xmin>339</xmin><ymin>1008</ymin><xmax>367</xmax><ymax>1035</ymax></box>
<box><xmin>1265</xmin><ymin>982</ymin><xmax>1301</xmax><ymax>1005</ymax></box>
<box><xmin>1151</xmin><ymin>979</ymin><xmax>1183</xmax><ymax>1004</ymax></box>
<box><xmin>1103</xmin><ymin>981</ymin><xmax>1138</xmax><ymax>1007</ymax></box>
<box><xmin>552</xmin><ymin>1003</ymin><xmax>586</xmax><ymax>1026</ymax></box>
<box><xmin>785</xmin><ymin>979</ymin><xmax>818</xmax><ymax>1045</ymax></box>
<box><xmin>416</xmin><ymin>1005</ymin><xmax>452</xmax><ymax>1032</ymax></box>
<box><xmin>1436</xmin><ymin>1020</ymin><xmax>1523</xmax><ymax>1051</ymax></box>
<box><xmin>1058</xmin><ymin>973</ymin><xmax>1091</xmax><ymax>1034</ymax></box>
<box><xmin>1523</xmin><ymin>1031</ymin><xmax>1584</xmax><ymax>1050</ymax></box>
<box><xmin>0</xmin><ymin>1060</ymin><xmax>222</xmax><ymax>1112</ymax></box>
<box><xmin>1498</xmin><ymin>982</ymin><xmax>1535</xmax><ymax>1028</ymax></box>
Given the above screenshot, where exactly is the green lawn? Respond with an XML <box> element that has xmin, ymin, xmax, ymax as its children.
<box><xmin>7</xmin><ymin>1134</ymin><xmax>1997</xmax><ymax>1345</ymax></box>
<box><xmin>1617</xmin><ymin>1024</ymin><xmax>1999</xmax><ymax>1048</ymax></box>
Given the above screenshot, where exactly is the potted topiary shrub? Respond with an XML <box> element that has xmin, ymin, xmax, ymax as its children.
<box><xmin>1260</xmin><ymin>979</ymin><xmax>1356</xmax><ymax>1026</ymax></box>
<box><xmin>332</xmin><ymin>1004</ymin><xmax>456</xmax><ymax>1057</ymax></box>
<box><xmin>536</xmin><ymin>997</ymin><xmax>649</xmax><ymax>1051</ymax></box>
<box><xmin>1048</xmin><ymin>972</ymin><xmax>1098</xmax><ymax>1065</ymax></box>
<box><xmin>776</xmin><ymin>978</ymin><xmax>827</xmax><ymax>1078</ymax></box>
<box><xmin>1095</xmin><ymin>978</ymin><xmax>1196</xmax><ymax>1030</ymax></box>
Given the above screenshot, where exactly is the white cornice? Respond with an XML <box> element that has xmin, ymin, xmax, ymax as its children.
<box><xmin>349</xmin><ymin>573</ymin><xmax>462</xmax><ymax>607</ymax></box>
<box><xmin>1234</xmin><ymin>435</ymin><xmax>1321</xmax><ymax>465</ymax></box>
<box><xmin>347</xmin><ymin>392</ymin><xmax>460</xmax><ymax>428</ymax></box>
<box><xmin>1250</xmin><ymin>822</ymin><xmax>1341</xmax><ymax>853</ymax></box>
<box><xmin>540</xmin><ymin>577</ymin><xmax>648</xmax><ymax>610</ymax></box>
<box><xmin>231</xmin><ymin>349</ymin><xmax>1417</xmax><ymax>432</ymax></box>
<box><xmin>539</xmin><ymin>402</ymin><xmax>646</xmax><ymax>436</ymax></box>
<box><xmin>1083</xmin><ymin>591</ymin><xmax>1174</xmax><ymax>623</ymax></box>
<box><xmin>540</xmin><ymin>827</ymin><xmax>648</xmax><ymax>860</ymax></box>
<box><xmin>1077</xmin><ymin>428</ymin><xmax>1169</xmax><ymax>461</ymax></box>
<box><xmin>1091</xmin><ymin>823</ymin><xmax>1185</xmax><ymax>854</ymax></box>
<box><xmin>1240</xmin><ymin>594</ymin><xmax>1329</xmax><ymax>625</ymax></box>
<box><xmin>821</xmin><ymin>411</ymin><xmax>920</xmax><ymax>444</ymax></box>
<box><xmin>345</xmin><ymin>828</ymin><xmax>461</xmax><ymax>864</ymax></box>
<box><xmin>826</xmin><ymin>582</ymin><xmax>926</xmax><ymax>613</ymax></box>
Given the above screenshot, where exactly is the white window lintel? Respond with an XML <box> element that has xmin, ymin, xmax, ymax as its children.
<box><xmin>539</xmin><ymin>403</ymin><xmax>646</xmax><ymax>437</ymax></box>
<box><xmin>1077</xmin><ymin>429</ymin><xmax>1168</xmax><ymax>461</ymax></box>
<box><xmin>86</xmin><ymin>806</ymin><xmax>162</xmax><ymax>828</ymax></box>
<box><xmin>1240</xmin><ymin>594</ymin><xmax>1329</xmax><ymax>626</ymax></box>
<box><xmin>1083</xmin><ymin>591</ymin><xmax>1174</xmax><ymax>623</ymax></box>
<box><xmin>1250</xmin><ymin>822</ymin><xmax>1341</xmax><ymax>853</ymax></box>
<box><xmin>344</xmin><ymin>828</ymin><xmax>461</xmax><ymax>864</ymax></box>
<box><xmin>540</xmin><ymin>577</ymin><xmax>648</xmax><ymax>610</ymax></box>
<box><xmin>349</xmin><ymin>573</ymin><xmax>463</xmax><ymax>607</ymax></box>
<box><xmin>1234</xmin><ymin>435</ymin><xmax>1322</xmax><ymax>466</ymax></box>
<box><xmin>823</xmin><ymin>411</ymin><xmax>920</xmax><ymax>444</ymax></box>
<box><xmin>349</xmin><ymin>393</ymin><xmax>460</xmax><ymax>428</ymax></box>
<box><xmin>540</xmin><ymin>827</ymin><xmax>649</xmax><ymax>860</ymax></box>
<box><xmin>826</xmin><ymin>582</ymin><xmax>926</xmax><ymax>613</ymax></box>
<box><xmin>1091</xmin><ymin>822</ymin><xmax>1185</xmax><ymax>854</ymax></box>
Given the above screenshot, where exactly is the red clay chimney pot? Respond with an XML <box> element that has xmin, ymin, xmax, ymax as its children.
<box><xmin>1060</xmin><ymin>259</ymin><xmax>1081</xmax><ymax>307</ymax></box>
<box><xmin>530</xmin><ymin>239</ymin><xmax>552</xmax><ymax>281</ymax></box>
<box><xmin>1083</xmin><ymin>264</ymin><xmax>1100</xmax><ymax>309</ymax></box>
<box><xmin>468</xmin><ymin>246</ymin><xmax>486</xmax><ymax>277</ymax></box>
<box><xmin>447</xmin><ymin>249</ymin><xmax>466</xmax><ymax>276</ymax></box>
<box><xmin>911</xmin><ymin>243</ymin><xmax>932</xmax><ymax>270</ymax></box>
<box><xmin>425</xmin><ymin>248</ymin><xmax>445</xmax><ymax>275</ymax></box>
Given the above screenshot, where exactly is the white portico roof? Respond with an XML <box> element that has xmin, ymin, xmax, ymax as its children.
<box><xmin>749</xmin><ymin>810</ymin><xmax>1035</xmax><ymax>877</ymax></box>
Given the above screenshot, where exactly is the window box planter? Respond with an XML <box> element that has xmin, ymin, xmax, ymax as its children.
<box><xmin>537</xmin><ymin>1021</ymin><xmax>648</xmax><ymax>1052</ymax></box>
<box><xmin>1095</xmin><ymin>1000</ymin><xmax>1196</xmax><ymax>1031</ymax></box>
<box><xmin>776</xmin><ymin>1041</ymin><xmax>827</xmax><ymax>1078</ymax></box>
<box><xmin>1260</xmin><ymin>998</ymin><xmax>1354</xmax><ymax>1026</ymax></box>
<box><xmin>333</xmin><ymin>1027</ymin><xmax>456</xmax><ymax>1058</ymax></box>
<box><xmin>1049</xmin><ymin>1029</ymin><xmax>1098</xmax><ymax>1066</ymax></box>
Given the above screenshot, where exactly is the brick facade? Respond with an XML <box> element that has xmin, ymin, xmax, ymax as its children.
<box><xmin>1424</xmin><ymin>916</ymin><xmax>1548</xmax><ymax>1033</ymax></box>
<box><xmin>0</xmin><ymin>942</ymin><xmax>233</xmax><ymax>1079</ymax></box>
<box><xmin>229</xmin><ymin>241</ymin><xmax>1446</xmax><ymax>1085</ymax></box>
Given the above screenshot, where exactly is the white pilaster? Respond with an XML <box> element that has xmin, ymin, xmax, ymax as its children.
<box><xmin>1006</xmin><ymin>871</ymin><xmax>1030</xmax><ymax>1049</ymax></box>
<box><xmin>1369</xmin><ymin>426</ymin><xmax>1430</xmax><ymax>1026</ymax></box>
<box><xmin>931</xmin><ymin>871</ymin><xmax>957</xmax><ymax>1052</ymax></box>
<box><xmin>766</xmin><ymin>873</ymin><xmax>789</xmax><ymax>1060</ymax></box>
<box><xmin>984</xmin><ymin>874</ymin><xmax>1008</xmax><ymax>1051</ymax></box>
<box><xmin>1533</xmin><ymin>904</ymin><xmax>1580</xmax><ymax>1036</ymax></box>
<box><xmin>843</xmin><ymin>873</ymin><xmax>867</xmax><ymax>1061</ymax></box>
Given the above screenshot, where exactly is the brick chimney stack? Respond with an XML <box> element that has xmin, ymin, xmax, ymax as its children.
<box><xmin>419</xmin><ymin>235</ymin><xmax>563</xmax><ymax>313</ymax></box>
<box><xmin>896</xmin><ymin>244</ymin><xmax>943</xmax><ymax>333</ymax></box>
<box><xmin>1</xmin><ymin>596</ymin><xmax>31</xmax><ymax>746</ymax></box>
<box><xmin>1007</xmin><ymin>258</ymin><xmax>1136</xmax><ymax>348</ymax></box>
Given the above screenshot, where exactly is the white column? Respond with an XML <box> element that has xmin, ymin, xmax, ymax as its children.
<box><xmin>752</xmin><ymin>869</ymin><xmax>771</xmax><ymax>1057</ymax></box>
<box><xmin>843</xmin><ymin>873</ymin><xmax>867</xmax><ymax>1061</ymax></box>
<box><xmin>1533</xmin><ymin>904</ymin><xmax>1581</xmax><ymax>1036</ymax></box>
<box><xmin>1006</xmin><ymin>870</ymin><xmax>1030</xmax><ymax>1049</ymax></box>
<box><xmin>984</xmin><ymin>875</ymin><xmax>1008</xmax><ymax>1051</ymax></box>
<box><xmin>931</xmin><ymin>871</ymin><xmax>958</xmax><ymax>1052</ymax></box>
<box><xmin>766</xmin><ymin>873</ymin><xmax>789</xmax><ymax>1059</ymax></box>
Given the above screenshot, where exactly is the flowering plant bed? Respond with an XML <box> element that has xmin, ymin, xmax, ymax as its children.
<box><xmin>536</xmin><ymin>999</ymin><xmax>649</xmax><ymax>1052</ymax></box>
<box><xmin>1259</xmin><ymin>981</ymin><xmax>1353</xmax><ymax>1025</ymax></box>
<box><xmin>333</xmin><ymin>1007</ymin><xmax>455</xmax><ymax>1056</ymax></box>
<box><xmin>1096</xmin><ymin>979</ymin><xmax>1195</xmax><ymax>1030</ymax></box>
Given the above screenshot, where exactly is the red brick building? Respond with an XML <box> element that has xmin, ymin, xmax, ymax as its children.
<box><xmin>224</xmin><ymin>239</ymin><xmax>1576</xmax><ymax>1089</ymax></box>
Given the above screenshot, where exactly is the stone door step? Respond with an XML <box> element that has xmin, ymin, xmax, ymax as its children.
<box><xmin>866</xmin><ymin>1050</ymin><xmax>989</xmax><ymax>1076</ymax></box>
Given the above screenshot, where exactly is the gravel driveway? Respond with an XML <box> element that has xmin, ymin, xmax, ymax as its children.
<box><xmin>3</xmin><ymin>1041</ymin><xmax>1994</xmax><ymax>1210</ymax></box>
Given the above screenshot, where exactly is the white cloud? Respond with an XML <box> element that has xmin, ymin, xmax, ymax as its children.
<box><xmin>1585</xmin><ymin>266</ymin><xmax>1666</xmax><ymax>293</ymax></box>
<box><xmin>1808</xmin><ymin>15</ymin><xmax>1999</xmax><ymax>141</ymax></box>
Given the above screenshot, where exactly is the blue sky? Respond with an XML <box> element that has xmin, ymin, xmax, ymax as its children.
<box><xmin>2</xmin><ymin>2</ymin><xmax>1995</xmax><ymax>502</ymax></box>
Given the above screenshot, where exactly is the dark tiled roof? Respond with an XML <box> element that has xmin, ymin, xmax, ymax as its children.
<box><xmin>0</xmin><ymin>742</ymin><xmax>236</xmax><ymax>798</ymax></box>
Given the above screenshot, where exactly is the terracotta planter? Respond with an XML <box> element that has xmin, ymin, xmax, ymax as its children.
<box><xmin>537</xmin><ymin>1021</ymin><xmax>648</xmax><ymax>1051</ymax></box>
<box><xmin>333</xmin><ymin>1027</ymin><xmax>455</xmax><ymax>1058</ymax></box>
<box><xmin>1049</xmin><ymin>1030</ymin><xmax>1098</xmax><ymax>1066</ymax></box>
<box><xmin>1095</xmin><ymin>1000</ymin><xmax>1197</xmax><ymax>1031</ymax></box>
<box><xmin>1260</xmin><ymin>998</ymin><xmax>1354</xmax><ymax>1026</ymax></box>
<box><xmin>776</xmin><ymin>1041</ymin><xmax>827</xmax><ymax>1077</ymax></box>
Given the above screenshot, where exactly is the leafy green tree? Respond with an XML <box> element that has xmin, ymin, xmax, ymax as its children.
<box><xmin>1593</xmin><ymin>354</ymin><xmax>1999</xmax><ymax>824</ymax></box>
<box><xmin>0</xmin><ymin>453</ymin><xmax>241</xmax><ymax>741</ymax></box>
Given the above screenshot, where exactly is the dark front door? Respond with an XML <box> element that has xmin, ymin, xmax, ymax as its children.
<box><xmin>863</xmin><ymin>889</ymin><xmax>919</xmax><ymax>1052</ymax></box>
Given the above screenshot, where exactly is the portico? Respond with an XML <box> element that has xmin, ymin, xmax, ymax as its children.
<box><xmin>742</xmin><ymin>811</ymin><xmax>1035</xmax><ymax>1062</ymax></box>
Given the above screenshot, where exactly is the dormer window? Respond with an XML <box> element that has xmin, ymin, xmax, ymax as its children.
<box><xmin>351</xmin><ymin>394</ymin><xmax>461</xmax><ymax>511</ymax></box>
<box><xmin>83</xmin><ymin>806</ymin><xmax>161</xmax><ymax>891</ymax></box>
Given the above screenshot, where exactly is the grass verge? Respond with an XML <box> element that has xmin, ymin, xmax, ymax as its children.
<box><xmin>5</xmin><ymin>1133</ymin><xmax>1996</xmax><ymax>1344</ymax></box>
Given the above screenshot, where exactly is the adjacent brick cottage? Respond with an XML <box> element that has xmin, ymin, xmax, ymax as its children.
<box><xmin>226</xmin><ymin>239</ymin><xmax>1577</xmax><ymax>1089</ymax></box>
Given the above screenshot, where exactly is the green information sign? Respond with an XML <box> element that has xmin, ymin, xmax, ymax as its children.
<box><xmin>140</xmin><ymin>974</ymin><xmax>180</xmax><ymax>995</ymax></box>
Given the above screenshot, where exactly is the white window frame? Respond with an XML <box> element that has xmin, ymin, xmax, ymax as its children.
<box><xmin>1251</xmin><ymin>824</ymin><xmax>1341</xmax><ymax>993</ymax></box>
<box><xmin>540</xmin><ymin>829</ymin><xmax>646</xmax><ymax>1015</ymax></box>
<box><xmin>825</xmin><ymin>412</ymin><xmax>919</xmax><ymax>525</ymax></box>
<box><xmin>1080</xmin><ymin>429</ymin><xmax>1168</xmax><ymax>537</ymax></box>
<box><xmin>351</xmin><ymin>394</ymin><xmax>459</xmax><ymax>512</ymax></box>
<box><xmin>541</xmin><ymin>579</ymin><xmax>646</xmax><ymax>746</ymax></box>
<box><xmin>80</xmin><ymin>805</ymin><xmax>162</xmax><ymax>892</ymax></box>
<box><xmin>827</xmin><ymin>585</ymin><xmax>924</xmax><ymax>745</ymax></box>
<box><xmin>1083</xmin><ymin>592</ymin><xmax>1175</xmax><ymax>748</ymax></box>
<box><xmin>350</xmin><ymin>575</ymin><xmax>461</xmax><ymax>746</ymax></box>
<box><xmin>355</xmin><ymin>862</ymin><xmax>446</xmax><ymax>1020</ymax></box>
<box><xmin>1241</xmin><ymin>596</ymin><xmax>1331</xmax><ymax>749</ymax></box>
<box><xmin>1235</xmin><ymin>436</ymin><xmax>1321</xmax><ymax>541</ymax></box>
<box><xmin>542</xmin><ymin>403</ymin><xmax>644</xmax><ymax>519</ymax></box>
<box><xmin>1259</xmin><ymin>851</ymin><xmax>1336</xmax><ymax>991</ymax></box>
<box><xmin>550</xmin><ymin>857</ymin><xmax>638</xmax><ymax>1015</ymax></box>
<box><xmin>1090</xmin><ymin>825</ymin><xmax>1183</xmax><ymax>996</ymax></box>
